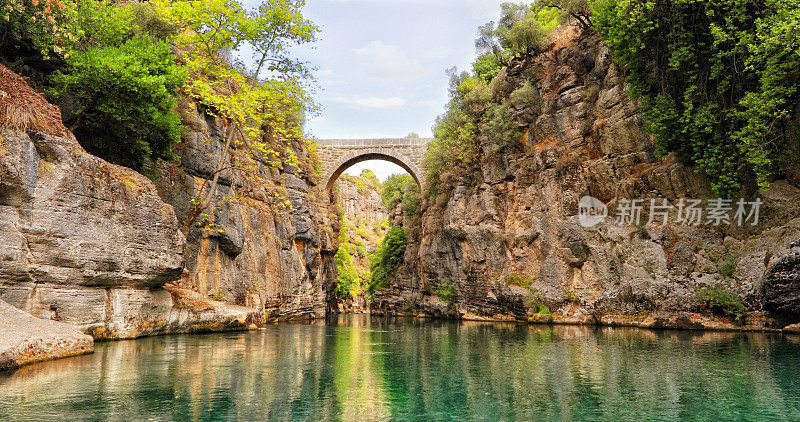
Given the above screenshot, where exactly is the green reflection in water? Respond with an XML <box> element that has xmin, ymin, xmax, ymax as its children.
<box><xmin>1</xmin><ymin>315</ymin><xmax>799</xmax><ymax>421</ymax></box>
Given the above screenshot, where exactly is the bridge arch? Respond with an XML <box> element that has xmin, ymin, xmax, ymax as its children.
<box><xmin>316</xmin><ymin>138</ymin><xmax>431</xmax><ymax>190</ymax></box>
<box><xmin>324</xmin><ymin>150</ymin><xmax>422</xmax><ymax>190</ymax></box>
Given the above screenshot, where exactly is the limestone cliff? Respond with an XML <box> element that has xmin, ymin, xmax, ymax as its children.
<box><xmin>0</xmin><ymin>63</ymin><xmax>336</xmax><ymax>340</ymax></box>
<box><xmin>149</xmin><ymin>102</ymin><xmax>338</xmax><ymax>321</ymax></box>
<box><xmin>375</xmin><ymin>27</ymin><xmax>800</xmax><ymax>330</ymax></box>
<box><xmin>329</xmin><ymin>174</ymin><xmax>388</xmax><ymax>312</ymax></box>
<box><xmin>0</xmin><ymin>64</ymin><xmax>261</xmax><ymax>338</ymax></box>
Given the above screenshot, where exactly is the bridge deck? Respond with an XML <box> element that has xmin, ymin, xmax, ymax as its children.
<box><xmin>316</xmin><ymin>138</ymin><xmax>433</xmax><ymax>147</ymax></box>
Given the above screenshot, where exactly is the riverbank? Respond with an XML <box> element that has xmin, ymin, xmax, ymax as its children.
<box><xmin>371</xmin><ymin>308</ymin><xmax>800</xmax><ymax>334</ymax></box>
<box><xmin>0</xmin><ymin>300</ymin><xmax>93</xmax><ymax>371</ymax></box>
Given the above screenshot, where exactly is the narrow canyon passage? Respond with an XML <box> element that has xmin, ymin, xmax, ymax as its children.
<box><xmin>326</xmin><ymin>162</ymin><xmax>421</xmax><ymax>313</ymax></box>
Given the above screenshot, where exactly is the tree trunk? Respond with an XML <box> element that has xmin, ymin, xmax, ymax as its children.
<box><xmin>181</xmin><ymin>123</ymin><xmax>238</xmax><ymax>236</ymax></box>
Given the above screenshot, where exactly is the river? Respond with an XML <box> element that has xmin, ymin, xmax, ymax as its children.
<box><xmin>1</xmin><ymin>315</ymin><xmax>799</xmax><ymax>421</ymax></box>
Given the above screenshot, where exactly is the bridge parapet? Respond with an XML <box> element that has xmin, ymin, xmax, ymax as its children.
<box><xmin>315</xmin><ymin>138</ymin><xmax>432</xmax><ymax>189</ymax></box>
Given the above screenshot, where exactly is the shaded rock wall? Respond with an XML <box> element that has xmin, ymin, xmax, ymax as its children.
<box><xmin>375</xmin><ymin>27</ymin><xmax>800</xmax><ymax>329</ymax></box>
<box><xmin>0</xmin><ymin>63</ymin><xmax>333</xmax><ymax>339</ymax></box>
<box><xmin>150</xmin><ymin>105</ymin><xmax>338</xmax><ymax>320</ymax></box>
<box><xmin>0</xmin><ymin>64</ymin><xmax>215</xmax><ymax>338</ymax></box>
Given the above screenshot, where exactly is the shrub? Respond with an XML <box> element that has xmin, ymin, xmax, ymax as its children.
<box><xmin>435</xmin><ymin>280</ymin><xmax>457</xmax><ymax>303</ymax></box>
<box><xmin>472</xmin><ymin>53</ymin><xmax>502</xmax><ymax>83</ymax></box>
<box><xmin>509</xmin><ymin>80</ymin><xmax>539</xmax><ymax>109</ymax></box>
<box><xmin>334</xmin><ymin>244</ymin><xmax>360</xmax><ymax>299</ymax></box>
<box><xmin>695</xmin><ymin>286</ymin><xmax>746</xmax><ymax>319</ymax></box>
<box><xmin>504</xmin><ymin>272</ymin><xmax>537</xmax><ymax>291</ymax></box>
<box><xmin>592</xmin><ymin>0</ymin><xmax>800</xmax><ymax>196</ymax></box>
<box><xmin>525</xmin><ymin>290</ymin><xmax>551</xmax><ymax>315</ymax></box>
<box><xmin>717</xmin><ymin>253</ymin><xmax>737</xmax><ymax>279</ymax></box>
<box><xmin>48</xmin><ymin>35</ymin><xmax>184</xmax><ymax>170</ymax></box>
<box><xmin>367</xmin><ymin>226</ymin><xmax>408</xmax><ymax>293</ymax></box>
<box><xmin>483</xmin><ymin>103</ymin><xmax>522</xmax><ymax>155</ymax></box>
<box><xmin>564</xmin><ymin>290</ymin><xmax>580</xmax><ymax>304</ymax></box>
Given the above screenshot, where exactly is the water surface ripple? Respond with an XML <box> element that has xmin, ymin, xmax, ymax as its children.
<box><xmin>1</xmin><ymin>315</ymin><xmax>799</xmax><ymax>421</ymax></box>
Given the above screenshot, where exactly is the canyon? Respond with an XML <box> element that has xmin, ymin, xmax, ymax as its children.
<box><xmin>2</xmin><ymin>25</ymin><xmax>800</xmax><ymax>371</ymax></box>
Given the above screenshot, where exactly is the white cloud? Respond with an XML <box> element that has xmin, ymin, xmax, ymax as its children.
<box><xmin>425</xmin><ymin>46</ymin><xmax>452</xmax><ymax>59</ymax></box>
<box><xmin>414</xmin><ymin>99</ymin><xmax>443</xmax><ymax>107</ymax></box>
<box><xmin>329</xmin><ymin>95</ymin><xmax>407</xmax><ymax>109</ymax></box>
<box><xmin>353</xmin><ymin>41</ymin><xmax>427</xmax><ymax>80</ymax></box>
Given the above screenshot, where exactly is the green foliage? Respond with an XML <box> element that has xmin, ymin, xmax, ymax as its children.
<box><xmin>154</xmin><ymin>0</ymin><xmax>318</xmax><ymax>173</ymax></box>
<box><xmin>359</xmin><ymin>169</ymin><xmax>381</xmax><ymax>192</ymax></box>
<box><xmin>354</xmin><ymin>224</ymin><xmax>371</xmax><ymax>239</ymax></box>
<box><xmin>483</xmin><ymin>102</ymin><xmax>522</xmax><ymax>155</ymax></box>
<box><xmin>524</xmin><ymin>290</ymin><xmax>550</xmax><ymax>315</ymax></box>
<box><xmin>592</xmin><ymin>0</ymin><xmax>800</xmax><ymax>196</ymax></box>
<box><xmin>717</xmin><ymin>253</ymin><xmax>737</xmax><ymax>279</ymax></box>
<box><xmin>406</xmin><ymin>132</ymin><xmax>419</xmax><ymax>138</ymax></box>
<box><xmin>509</xmin><ymin>80</ymin><xmax>539</xmax><ymax>109</ymax></box>
<box><xmin>1</xmin><ymin>0</ymin><xmax>81</xmax><ymax>59</ymax></box>
<box><xmin>504</xmin><ymin>273</ymin><xmax>537</xmax><ymax>291</ymax></box>
<box><xmin>533</xmin><ymin>0</ymin><xmax>592</xmax><ymax>29</ymax></box>
<box><xmin>49</xmin><ymin>35</ymin><xmax>185</xmax><ymax>169</ymax></box>
<box><xmin>695</xmin><ymin>286</ymin><xmax>746</xmax><ymax>319</ymax></box>
<box><xmin>425</xmin><ymin>2</ymin><xmax>553</xmax><ymax>200</ymax></box>
<box><xmin>634</xmin><ymin>223</ymin><xmax>649</xmax><ymax>239</ymax></box>
<box><xmin>472</xmin><ymin>53</ymin><xmax>502</xmax><ymax>83</ymax></box>
<box><xmin>423</xmin><ymin>70</ymin><xmax>483</xmax><ymax>198</ymax></box>
<box><xmin>475</xmin><ymin>3</ymin><xmax>549</xmax><ymax>64</ymax></box>
<box><xmin>564</xmin><ymin>290</ymin><xmax>580</xmax><ymax>304</ymax></box>
<box><xmin>334</xmin><ymin>241</ymin><xmax>360</xmax><ymax>299</ymax></box>
<box><xmin>368</xmin><ymin>226</ymin><xmax>408</xmax><ymax>293</ymax></box>
<box><xmin>381</xmin><ymin>173</ymin><xmax>421</xmax><ymax>223</ymax></box>
<box><xmin>435</xmin><ymin>280</ymin><xmax>458</xmax><ymax>303</ymax></box>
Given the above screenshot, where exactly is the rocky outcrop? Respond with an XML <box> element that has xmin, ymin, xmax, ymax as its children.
<box><xmin>0</xmin><ymin>299</ymin><xmax>93</xmax><ymax>371</ymax></box>
<box><xmin>375</xmin><ymin>27</ymin><xmax>800</xmax><ymax>330</ymax></box>
<box><xmin>763</xmin><ymin>250</ymin><xmax>800</xmax><ymax>323</ymax></box>
<box><xmin>149</xmin><ymin>103</ymin><xmax>338</xmax><ymax>321</ymax></box>
<box><xmin>0</xmin><ymin>64</ymin><xmax>273</xmax><ymax>339</ymax></box>
<box><xmin>336</xmin><ymin>175</ymin><xmax>387</xmax><ymax>224</ymax></box>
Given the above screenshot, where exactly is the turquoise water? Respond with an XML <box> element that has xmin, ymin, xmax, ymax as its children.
<box><xmin>1</xmin><ymin>315</ymin><xmax>799</xmax><ymax>421</ymax></box>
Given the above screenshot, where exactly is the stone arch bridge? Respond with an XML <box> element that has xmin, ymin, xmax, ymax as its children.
<box><xmin>315</xmin><ymin>138</ymin><xmax>432</xmax><ymax>190</ymax></box>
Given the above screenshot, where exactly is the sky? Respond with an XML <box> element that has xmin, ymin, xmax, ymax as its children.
<box><xmin>251</xmin><ymin>0</ymin><xmax>506</xmax><ymax>181</ymax></box>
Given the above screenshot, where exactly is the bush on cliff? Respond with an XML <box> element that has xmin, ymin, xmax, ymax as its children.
<box><xmin>695</xmin><ymin>286</ymin><xmax>746</xmax><ymax>320</ymax></box>
<box><xmin>382</xmin><ymin>173</ymin><xmax>421</xmax><ymax>223</ymax></box>
<box><xmin>49</xmin><ymin>35</ymin><xmax>185</xmax><ymax>169</ymax></box>
<box><xmin>368</xmin><ymin>226</ymin><xmax>408</xmax><ymax>294</ymax></box>
<box><xmin>592</xmin><ymin>0</ymin><xmax>800</xmax><ymax>196</ymax></box>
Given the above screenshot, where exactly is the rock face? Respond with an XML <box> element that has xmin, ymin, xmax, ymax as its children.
<box><xmin>0</xmin><ymin>64</ymin><xmax>293</xmax><ymax>338</ymax></box>
<box><xmin>336</xmin><ymin>175</ymin><xmax>387</xmax><ymax>224</ymax></box>
<box><xmin>763</xmin><ymin>250</ymin><xmax>800</xmax><ymax>323</ymax></box>
<box><xmin>149</xmin><ymin>104</ymin><xmax>338</xmax><ymax>320</ymax></box>
<box><xmin>375</xmin><ymin>27</ymin><xmax>800</xmax><ymax>328</ymax></box>
<box><xmin>0</xmin><ymin>299</ymin><xmax>93</xmax><ymax>371</ymax></box>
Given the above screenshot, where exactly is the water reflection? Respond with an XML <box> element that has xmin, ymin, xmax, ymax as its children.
<box><xmin>1</xmin><ymin>315</ymin><xmax>799</xmax><ymax>421</ymax></box>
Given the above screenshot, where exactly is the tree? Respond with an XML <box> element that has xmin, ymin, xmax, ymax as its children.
<box><xmin>405</xmin><ymin>132</ymin><xmax>419</xmax><ymax>138</ymax></box>
<box><xmin>475</xmin><ymin>2</ymin><xmax>548</xmax><ymax>65</ymax></box>
<box><xmin>49</xmin><ymin>35</ymin><xmax>185</xmax><ymax>169</ymax></box>
<box><xmin>533</xmin><ymin>0</ymin><xmax>592</xmax><ymax>29</ymax></box>
<box><xmin>154</xmin><ymin>0</ymin><xmax>318</xmax><ymax>234</ymax></box>
<box><xmin>592</xmin><ymin>0</ymin><xmax>800</xmax><ymax>196</ymax></box>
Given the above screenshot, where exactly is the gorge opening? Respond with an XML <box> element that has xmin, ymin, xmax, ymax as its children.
<box><xmin>326</xmin><ymin>158</ymin><xmax>422</xmax><ymax>313</ymax></box>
